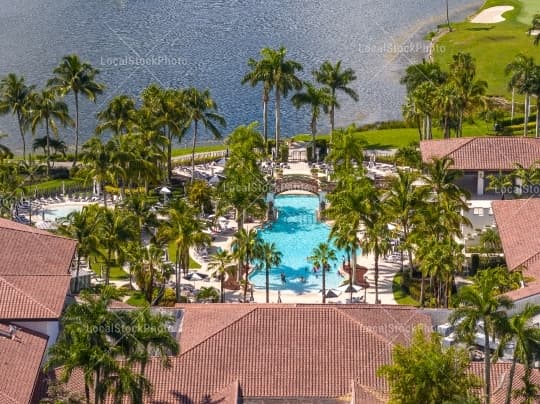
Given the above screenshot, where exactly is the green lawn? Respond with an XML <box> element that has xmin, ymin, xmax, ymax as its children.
<box><xmin>434</xmin><ymin>0</ymin><xmax>538</xmax><ymax>99</ymax></box>
<box><xmin>167</xmin><ymin>243</ymin><xmax>202</xmax><ymax>269</ymax></box>
<box><xmin>293</xmin><ymin>121</ymin><xmax>496</xmax><ymax>150</ymax></box>
<box><xmin>126</xmin><ymin>291</ymin><xmax>148</xmax><ymax>307</ymax></box>
<box><xmin>30</xmin><ymin>178</ymin><xmax>83</xmax><ymax>192</ymax></box>
<box><xmin>393</xmin><ymin>273</ymin><xmax>420</xmax><ymax>306</ymax></box>
<box><xmin>88</xmin><ymin>250</ymin><xmax>129</xmax><ymax>280</ymax></box>
<box><xmin>171</xmin><ymin>144</ymin><xmax>226</xmax><ymax>157</ymax></box>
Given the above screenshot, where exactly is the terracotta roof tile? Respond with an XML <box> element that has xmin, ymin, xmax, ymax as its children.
<box><xmin>0</xmin><ymin>323</ymin><xmax>48</xmax><ymax>404</ymax></box>
<box><xmin>0</xmin><ymin>218</ymin><xmax>76</xmax><ymax>277</ymax></box>
<box><xmin>492</xmin><ymin>199</ymin><xmax>540</xmax><ymax>300</ymax></box>
<box><xmin>0</xmin><ymin>219</ymin><xmax>75</xmax><ymax>320</ymax></box>
<box><xmin>420</xmin><ymin>137</ymin><xmax>540</xmax><ymax>171</ymax></box>
<box><xmin>492</xmin><ymin>199</ymin><xmax>540</xmax><ymax>270</ymax></box>
<box><xmin>0</xmin><ymin>275</ymin><xmax>71</xmax><ymax>319</ymax></box>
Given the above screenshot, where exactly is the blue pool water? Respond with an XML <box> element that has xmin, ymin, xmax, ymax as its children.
<box><xmin>249</xmin><ymin>195</ymin><xmax>350</xmax><ymax>294</ymax></box>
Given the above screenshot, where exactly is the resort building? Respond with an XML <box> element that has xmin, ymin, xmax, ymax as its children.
<box><xmin>420</xmin><ymin>137</ymin><xmax>540</xmax><ymax>246</ymax></box>
<box><xmin>46</xmin><ymin>304</ymin><xmax>431</xmax><ymax>403</ymax></box>
<box><xmin>41</xmin><ymin>304</ymin><xmax>540</xmax><ymax>403</ymax></box>
<box><xmin>0</xmin><ymin>218</ymin><xmax>76</xmax><ymax>404</ymax></box>
<box><xmin>492</xmin><ymin>199</ymin><xmax>540</xmax><ymax>309</ymax></box>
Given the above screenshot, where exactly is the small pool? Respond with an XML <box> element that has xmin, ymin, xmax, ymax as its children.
<box><xmin>249</xmin><ymin>195</ymin><xmax>355</xmax><ymax>294</ymax></box>
<box><xmin>41</xmin><ymin>203</ymin><xmax>88</xmax><ymax>221</ymax></box>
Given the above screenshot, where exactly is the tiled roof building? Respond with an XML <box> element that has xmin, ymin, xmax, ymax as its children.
<box><xmin>0</xmin><ymin>218</ymin><xmax>76</xmax><ymax>403</ymax></box>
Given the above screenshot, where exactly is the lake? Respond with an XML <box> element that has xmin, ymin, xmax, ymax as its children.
<box><xmin>0</xmin><ymin>0</ymin><xmax>482</xmax><ymax>152</ymax></box>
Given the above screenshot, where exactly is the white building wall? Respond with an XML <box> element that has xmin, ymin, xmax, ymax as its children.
<box><xmin>13</xmin><ymin>320</ymin><xmax>59</xmax><ymax>351</ymax></box>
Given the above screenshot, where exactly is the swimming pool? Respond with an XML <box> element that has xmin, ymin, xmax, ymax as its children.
<box><xmin>41</xmin><ymin>203</ymin><xmax>88</xmax><ymax>221</ymax></box>
<box><xmin>249</xmin><ymin>195</ymin><xmax>352</xmax><ymax>294</ymax></box>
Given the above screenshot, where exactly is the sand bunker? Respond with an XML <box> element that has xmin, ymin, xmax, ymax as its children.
<box><xmin>471</xmin><ymin>6</ymin><xmax>514</xmax><ymax>23</ymax></box>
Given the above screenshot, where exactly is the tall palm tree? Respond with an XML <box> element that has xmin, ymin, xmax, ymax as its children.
<box><xmin>258</xmin><ymin>241</ymin><xmax>283</xmax><ymax>303</ymax></box>
<box><xmin>384</xmin><ymin>169</ymin><xmax>426</xmax><ymax>272</ymax></box>
<box><xmin>159</xmin><ymin>200</ymin><xmax>211</xmax><ymax>302</ymax></box>
<box><xmin>28</xmin><ymin>88</ymin><xmax>73</xmax><ymax>176</ymax></box>
<box><xmin>48</xmin><ymin>55</ymin><xmax>104</xmax><ymax>166</ymax></box>
<box><xmin>528</xmin><ymin>65</ymin><xmax>540</xmax><ymax>138</ymax></box>
<box><xmin>258</xmin><ymin>47</ymin><xmax>303</xmax><ymax>160</ymax></box>
<box><xmin>99</xmin><ymin>207</ymin><xmax>137</xmax><ymax>285</ymax></box>
<box><xmin>80</xmin><ymin>137</ymin><xmax>117</xmax><ymax>207</ymax></box>
<box><xmin>506</xmin><ymin>54</ymin><xmax>536</xmax><ymax>137</ymax></box>
<box><xmin>57</xmin><ymin>205</ymin><xmax>102</xmax><ymax>293</ymax></box>
<box><xmin>449</xmin><ymin>53</ymin><xmax>487</xmax><ymax>137</ymax></box>
<box><xmin>232</xmin><ymin>228</ymin><xmax>263</xmax><ymax>301</ymax></box>
<box><xmin>361</xmin><ymin>197</ymin><xmax>392</xmax><ymax>304</ymax></box>
<box><xmin>529</xmin><ymin>14</ymin><xmax>540</xmax><ymax>46</ymax></box>
<box><xmin>184</xmin><ymin>87</ymin><xmax>226</xmax><ymax>181</ymax></box>
<box><xmin>208</xmin><ymin>249</ymin><xmax>234</xmax><ymax>303</ymax></box>
<box><xmin>308</xmin><ymin>242</ymin><xmax>337</xmax><ymax>303</ymax></box>
<box><xmin>326</xmin><ymin>125</ymin><xmax>366</xmax><ymax>175</ymax></box>
<box><xmin>495</xmin><ymin>304</ymin><xmax>540</xmax><ymax>404</ymax></box>
<box><xmin>435</xmin><ymin>82</ymin><xmax>461</xmax><ymax>138</ymax></box>
<box><xmin>422</xmin><ymin>156</ymin><xmax>469</xmax><ymax>208</ymax></box>
<box><xmin>242</xmin><ymin>56</ymin><xmax>273</xmax><ymax>147</ymax></box>
<box><xmin>0</xmin><ymin>73</ymin><xmax>34</xmax><ymax>160</ymax></box>
<box><xmin>291</xmin><ymin>81</ymin><xmax>334</xmax><ymax>162</ymax></box>
<box><xmin>96</xmin><ymin>95</ymin><xmax>137</xmax><ymax>136</ymax></box>
<box><xmin>450</xmin><ymin>276</ymin><xmax>513</xmax><ymax>404</ymax></box>
<box><xmin>313</xmin><ymin>60</ymin><xmax>358</xmax><ymax>139</ymax></box>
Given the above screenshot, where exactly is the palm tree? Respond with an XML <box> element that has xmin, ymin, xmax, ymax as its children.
<box><xmin>450</xmin><ymin>275</ymin><xmax>513</xmax><ymax>404</ymax></box>
<box><xmin>313</xmin><ymin>60</ymin><xmax>358</xmax><ymax>139</ymax></box>
<box><xmin>449</xmin><ymin>53</ymin><xmax>487</xmax><ymax>137</ymax></box>
<box><xmin>528</xmin><ymin>65</ymin><xmax>540</xmax><ymax>138</ymax></box>
<box><xmin>326</xmin><ymin>125</ymin><xmax>366</xmax><ymax>175</ymax></box>
<box><xmin>529</xmin><ymin>14</ymin><xmax>540</xmax><ymax>46</ymax></box>
<box><xmin>506</xmin><ymin>54</ymin><xmax>536</xmax><ymax>137</ymax></box>
<box><xmin>159</xmin><ymin>200</ymin><xmax>211</xmax><ymax>302</ymax></box>
<box><xmin>48</xmin><ymin>55</ymin><xmax>104</xmax><ymax>166</ymax></box>
<box><xmin>28</xmin><ymin>88</ymin><xmax>73</xmax><ymax>176</ymax></box>
<box><xmin>422</xmin><ymin>156</ymin><xmax>469</xmax><ymax>207</ymax></box>
<box><xmin>291</xmin><ymin>82</ymin><xmax>334</xmax><ymax>162</ymax></box>
<box><xmin>486</xmin><ymin>171</ymin><xmax>514</xmax><ymax>199</ymax></box>
<box><xmin>258</xmin><ymin>241</ymin><xmax>283</xmax><ymax>303</ymax></box>
<box><xmin>196</xmin><ymin>286</ymin><xmax>220</xmax><ymax>302</ymax></box>
<box><xmin>208</xmin><ymin>249</ymin><xmax>234</xmax><ymax>302</ymax></box>
<box><xmin>384</xmin><ymin>169</ymin><xmax>427</xmax><ymax>272</ymax></box>
<box><xmin>258</xmin><ymin>47</ymin><xmax>303</xmax><ymax>160</ymax></box>
<box><xmin>80</xmin><ymin>137</ymin><xmax>116</xmax><ymax>207</ymax></box>
<box><xmin>0</xmin><ymin>73</ymin><xmax>34</xmax><ymax>160</ymax></box>
<box><xmin>183</xmin><ymin>88</ymin><xmax>225</xmax><ymax>181</ymax></box>
<box><xmin>435</xmin><ymin>82</ymin><xmax>461</xmax><ymax>138</ymax></box>
<box><xmin>361</xmin><ymin>198</ymin><xmax>392</xmax><ymax>304</ymax></box>
<box><xmin>495</xmin><ymin>304</ymin><xmax>540</xmax><ymax>404</ymax></box>
<box><xmin>57</xmin><ymin>205</ymin><xmax>102</xmax><ymax>293</ymax></box>
<box><xmin>0</xmin><ymin>133</ymin><xmax>13</xmax><ymax>161</ymax></box>
<box><xmin>96</xmin><ymin>95</ymin><xmax>137</xmax><ymax>136</ymax></box>
<box><xmin>242</xmin><ymin>56</ymin><xmax>273</xmax><ymax>147</ymax></box>
<box><xmin>232</xmin><ymin>228</ymin><xmax>263</xmax><ymax>302</ymax></box>
<box><xmin>308</xmin><ymin>242</ymin><xmax>337</xmax><ymax>303</ymax></box>
<box><xmin>99</xmin><ymin>207</ymin><xmax>137</xmax><ymax>285</ymax></box>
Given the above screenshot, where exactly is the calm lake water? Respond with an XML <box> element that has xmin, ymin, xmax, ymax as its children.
<box><xmin>0</xmin><ymin>0</ymin><xmax>482</xmax><ymax>152</ymax></box>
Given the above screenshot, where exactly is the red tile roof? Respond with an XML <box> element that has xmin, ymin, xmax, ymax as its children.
<box><xmin>0</xmin><ymin>218</ymin><xmax>76</xmax><ymax>277</ymax></box>
<box><xmin>50</xmin><ymin>304</ymin><xmax>431</xmax><ymax>403</ymax></box>
<box><xmin>0</xmin><ymin>219</ymin><xmax>76</xmax><ymax>320</ymax></box>
<box><xmin>468</xmin><ymin>362</ymin><xmax>540</xmax><ymax>404</ymax></box>
<box><xmin>0</xmin><ymin>323</ymin><xmax>48</xmax><ymax>404</ymax></box>
<box><xmin>420</xmin><ymin>137</ymin><xmax>540</xmax><ymax>171</ymax></box>
<box><xmin>492</xmin><ymin>199</ymin><xmax>540</xmax><ymax>300</ymax></box>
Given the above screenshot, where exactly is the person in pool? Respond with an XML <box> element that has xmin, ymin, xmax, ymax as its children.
<box><xmin>281</xmin><ymin>272</ymin><xmax>286</xmax><ymax>283</ymax></box>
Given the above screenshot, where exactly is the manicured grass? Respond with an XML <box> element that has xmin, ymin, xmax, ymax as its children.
<box><xmin>293</xmin><ymin>122</ymin><xmax>497</xmax><ymax>150</ymax></box>
<box><xmin>393</xmin><ymin>273</ymin><xmax>420</xmax><ymax>306</ymax></box>
<box><xmin>167</xmin><ymin>243</ymin><xmax>202</xmax><ymax>269</ymax></box>
<box><xmin>126</xmin><ymin>291</ymin><xmax>148</xmax><ymax>307</ymax></box>
<box><xmin>88</xmin><ymin>250</ymin><xmax>129</xmax><ymax>280</ymax></box>
<box><xmin>434</xmin><ymin>0</ymin><xmax>537</xmax><ymax>99</ymax></box>
<box><xmin>30</xmin><ymin>178</ymin><xmax>83</xmax><ymax>192</ymax></box>
<box><xmin>171</xmin><ymin>144</ymin><xmax>226</xmax><ymax>157</ymax></box>
<box><xmin>516</xmin><ymin>0</ymin><xmax>539</xmax><ymax>25</ymax></box>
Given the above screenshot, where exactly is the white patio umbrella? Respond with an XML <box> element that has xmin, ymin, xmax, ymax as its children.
<box><xmin>160</xmin><ymin>186</ymin><xmax>172</xmax><ymax>203</ymax></box>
